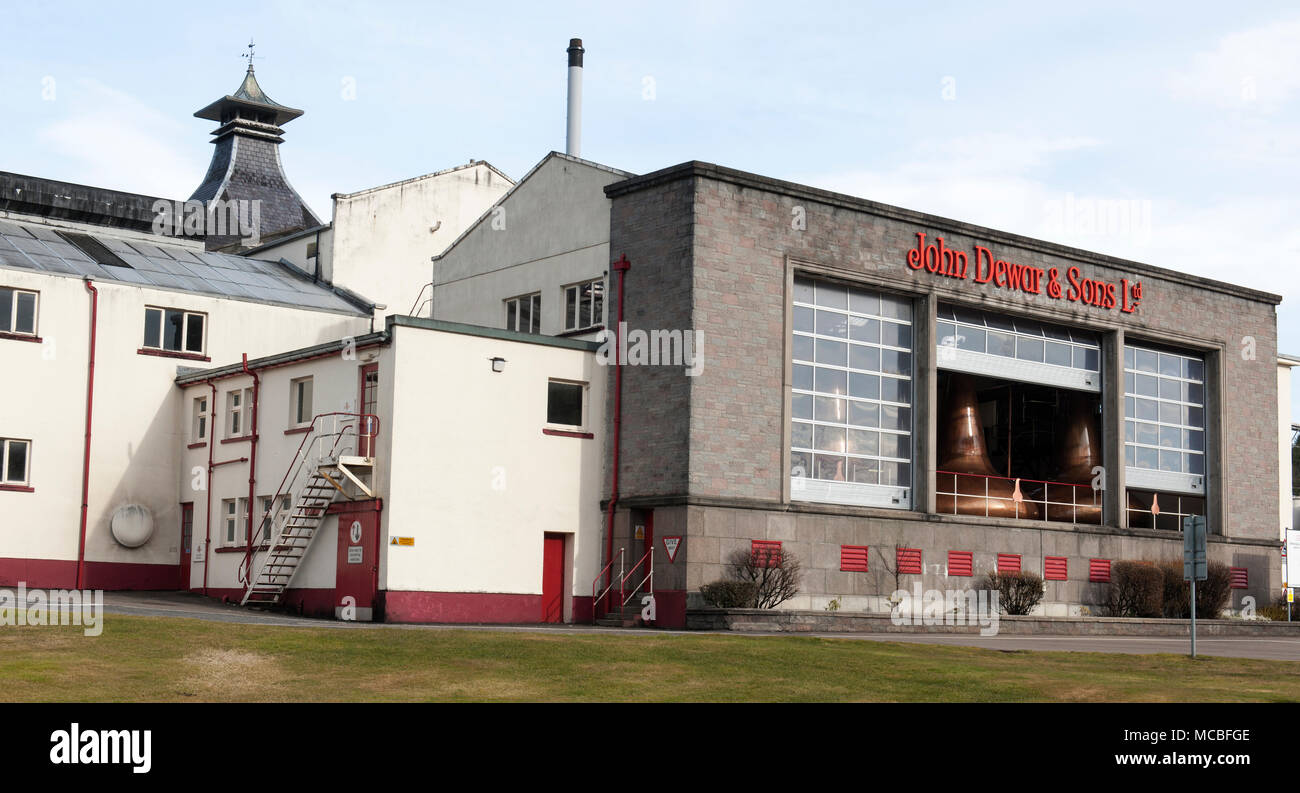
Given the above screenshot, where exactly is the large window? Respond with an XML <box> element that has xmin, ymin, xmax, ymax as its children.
<box><xmin>933</xmin><ymin>305</ymin><xmax>1104</xmax><ymax>525</ymax></box>
<box><xmin>790</xmin><ymin>277</ymin><xmax>913</xmax><ymax>508</ymax></box>
<box><xmin>0</xmin><ymin>288</ymin><xmax>38</xmax><ymax>336</ymax></box>
<box><xmin>505</xmin><ymin>294</ymin><xmax>541</xmax><ymax>334</ymax></box>
<box><xmin>564</xmin><ymin>279</ymin><xmax>605</xmax><ymax>332</ymax></box>
<box><xmin>1123</xmin><ymin>343</ymin><xmax>1205</xmax><ymax>497</ymax></box>
<box><xmin>144</xmin><ymin>307</ymin><xmax>205</xmax><ymax>355</ymax></box>
<box><xmin>1</xmin><ymin>438</ymin><xmax>31</xmax><ymax>485</ymax></box>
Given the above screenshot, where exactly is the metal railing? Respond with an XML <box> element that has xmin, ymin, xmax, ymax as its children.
<box><xmin>592</xmin><ymin>547</ymin><xmax>624</xmax><ymax>621</ymax></box>
<box><xmin>934</xmin><ymin>470</ymin><xmax>1103</xmax><ymax>525</ymax></box>
<box><xmin>619</xmin><ymin>548</ymin><xmax>654</xmax><ymax>607</ymax></box>
<box><xmin>239</xmin><ymin>412</ymin><xmax>379</xmax><ymax>586</ymax></box>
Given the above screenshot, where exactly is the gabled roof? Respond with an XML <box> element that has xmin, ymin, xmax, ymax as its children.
<box><xmin>332</xmin><ymin>160</ymin><xmax>515</xmax><ymax>201</ymax></box>
<box><xmin>432</xmin><ymin>151</ymin><xmax>634</xmax><ymax>263</ymax></box>
<box><xmin>0</xmin><ymin>217</ymin><xmax>370</xmax><ymax>316</ymax></box>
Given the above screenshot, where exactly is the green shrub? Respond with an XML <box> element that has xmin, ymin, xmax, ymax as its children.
<box><xmin>699</xmin><ymin>580</ymin><xmax>757</xmax><ymax>608</ymax></box>
<box><xmin>981</xmin><ymin>570</ymin><xmax>1044</xmax><ymax>615</ymax></box>
<box><xmin>1157</xmin><ymin>560</ymin><xmax>1232</xmax><ymax>619</ymax></box>
<box><xmin>1259</xmin><ymin>595</ymin><xmax>1297</xmax><ymax>621</ymax></box>
<box><xmin>1106</xmin><ymin>561</ymin><xmax>1163</xmax><ymax>617</ymax></box>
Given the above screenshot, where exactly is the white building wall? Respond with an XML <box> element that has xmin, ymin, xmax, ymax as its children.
<box><xmin>379</xmin><ymin>322</ymin><xmax>605</xmax><ymax>608</ymax></box>
<box><xmin>430</xmin><ymin>153</ymin><xmax>630</xmax><ymax>337</ymax></box>
<box><xmin>330</xmin><ymin>163</ymin><xmax>512</xmax><ymax>319</ymax></box>
<box><xmin>0</xmin><ymin>266</ymin><xmax>369</xmax><ymax>583</ymax></box>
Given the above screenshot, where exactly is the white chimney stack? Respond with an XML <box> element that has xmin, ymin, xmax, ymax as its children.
<box><xmin>566</xmin><ymin>38</ymin><xmax>584</xmax><ymax>157</ymax></box>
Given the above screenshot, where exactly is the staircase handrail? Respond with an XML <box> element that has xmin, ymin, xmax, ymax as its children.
<box><xmin>619</xmin><ymin>548</ymin><xmax>654</xmax><ymax>607</ymax></box>
<box><xmin>591</xmin><ymin>547</ymin><xmax>625</xmax><ymax>622</ymax></box>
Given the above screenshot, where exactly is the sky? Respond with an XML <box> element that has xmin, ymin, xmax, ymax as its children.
<box><xmin>1</xmin><ymin>1</ymin><xmax>1297</xmax><ymax>420</ymax></box>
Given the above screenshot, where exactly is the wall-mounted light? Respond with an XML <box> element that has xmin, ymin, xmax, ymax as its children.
<box><xmin>490</xmin><ymin>356</ymin><xmax>507</xmax><ymax>373</ymax></box>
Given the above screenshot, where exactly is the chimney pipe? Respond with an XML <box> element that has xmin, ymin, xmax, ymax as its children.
<box><xmin>566</xmin><ymin>38</ymin><xmax>584</xmax><ymax>157</ymax></box>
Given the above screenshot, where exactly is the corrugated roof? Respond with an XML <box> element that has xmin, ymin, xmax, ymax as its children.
<box><xmin>0</xmin><ymin>218</ymin><xmax>369</xmax><ymax>315</ymax></box>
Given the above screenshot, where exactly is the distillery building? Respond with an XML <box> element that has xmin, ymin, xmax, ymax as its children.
<box><xmin>588</xmin><ymin>161</ymin><xmax>1283</xmax><ymax>626</ymax></box>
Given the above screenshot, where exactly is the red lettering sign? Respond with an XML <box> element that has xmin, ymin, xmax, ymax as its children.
<box><xmin>905</xmin><ymin>232</ymin><xmax>1142</xmax><ymax>314</ymax></box>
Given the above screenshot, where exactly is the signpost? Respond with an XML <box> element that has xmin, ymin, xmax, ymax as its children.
<box><xmin>1183</xmin><ymin>516</ymin><xmax>1207</xmax><ymax>658</ymax></box>
<box><xmin>1286</xmin><ymin>529</ymin><xmax>1300</xmax><ymax>622</ymax></box>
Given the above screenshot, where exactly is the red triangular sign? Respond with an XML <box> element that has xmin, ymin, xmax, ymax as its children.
<box><xmin>663</xmin><ymin>536</ymin><xmax>682</xmax><ymax>563</ymax></box>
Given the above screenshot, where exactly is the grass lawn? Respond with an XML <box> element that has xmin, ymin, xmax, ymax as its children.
<box><xmin>1</xmin><ymin>613</ymin><xmax>1298</xmax><ymax>702</ymax></box>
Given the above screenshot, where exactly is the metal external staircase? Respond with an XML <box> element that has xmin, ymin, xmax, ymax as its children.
<box><xmin>591</xmin><ymin>546</ymin><xmax>654</xmax><ymax>627</ymax></box>
<box><xmin>240</xmin><ymin>412</ymin><xmax>378</xmax><ymax>607</ymax></box>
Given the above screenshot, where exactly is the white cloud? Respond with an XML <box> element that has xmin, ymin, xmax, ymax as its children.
<box><xmin>37</xmin><ymin>79</ymin><xmax>200</xmax><ymax>199</ymax></box>
<box><xmin>1168</xmin><ymin>18</ymin><xmax>1300</xmax><ymax>112</ymax></box>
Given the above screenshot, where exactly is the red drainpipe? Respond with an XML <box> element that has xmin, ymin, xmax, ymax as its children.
<box><xmin>603</xmin><ymin>254</ymin><xmax>631</xmax><ymax>607</ymax></box>
<box><xmin>202</xmin><ymin>381</ymin><xmax>217</xmax><ymax>596</ymax></box>
<box><xmin>76</xmin><ymin>279</ymin><xmax>98</xmax><ymax>590</ymax></box>
<box><xmin>241</xmin><ymin>354</ymin><xmax>260</xmax><ymax>590</ymax></box>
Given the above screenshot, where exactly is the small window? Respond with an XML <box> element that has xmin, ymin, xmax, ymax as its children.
<box><xmin>505</xmin><ymin>293</ymin><xmax>541</xmax><ymax>334</ymax></box>
<box><xmin>1</xmin><ymin>438</ymin><xmax>31</xmax><ymax>485</ymax></box>
<box><xmin>996</xmin><ymin>553</ymin><xmax>1021</xmax><ymax>574</ymax></box>
<box><xmin>546</xmin><ymin>380</ymin><xmax>585</xmax><ymax>427</ymax></box>
<box><xmin>947</xmin><ymin>550</ymin><xmax>973</xmax><ymax>577</ymax></box>
<box><xmin>222</xmin><ymin>499</ymin><xmax>245</xmax><ymax>546</ymax></box>
<box><xmin>751</xmin><ymin>540</ymin><xmax>783</xmax><ymax>568</ymax></box>
<box><xmin>840</xmin><ymin>545</ymin><xmax>869</xmax><ymax>572</ymax></box>
<box><xmin>1089</xmin><ymin>558</ymin><xmax>1112</xmax><ymax>583</ymax></box>
<box><xmin>897</xmin><ymin>547</ymin><xmax>922</xmax><ymax>575</ymax></box>
<box><xmin>290</xmin><ymin>377</ymin><xmax>314</xmax><ymax>427</ymax></box>
<box><xmin>564</xmin><ymin>279</ymin><xmax>605</xmax><ymax>332</ymax></box>
<box><xmin>227</xmin><ymin>388</ymin><xmax>253</xmax><ymax>438</ymax></box>
<box><xmin>1045</xmin><ymin>556</ymin><xmax>1068</xmax><ymax>581</ymax></box>
<box><xmin>192</xmin><ymin>396</ymin><xmax>208</xmax><ymax>442</ymax></box>
<box><xmin>144</xmin><ymin>307</ymin><xmax>205</xmax><ymax>354</ymax></box>
<box><xmin>0</xmin><ymin>287</ymin><xmax>38</xmax><ymax>336</ymax></box>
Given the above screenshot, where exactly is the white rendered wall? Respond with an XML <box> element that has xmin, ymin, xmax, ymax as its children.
<box><xmin>330</xmin><ymin>163</ymin><xmax>512</xmax><ymax>320</ymax></box>
<box><xmin>378</xmin><ymin>324</ymin><xmax>605</xmax><ymax>602</ymax></box>
<box><xmin>0</xmin><ymin>265</ymin><xmax>369</xmax><ymax>579</ymax></box>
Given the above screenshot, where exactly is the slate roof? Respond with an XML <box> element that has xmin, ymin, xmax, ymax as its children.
<box><xmin>0</xmin><ymin>217</ymin><xmax>369</xmax><ymax>315</ymax></box>
<box><xmin>194</xmin><ymin>67</ymin><xmax>304</xmax><ymax>126</ymax></box>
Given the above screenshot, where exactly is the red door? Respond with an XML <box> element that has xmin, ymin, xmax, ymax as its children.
<box><xmin>179</xmin><ymin>503</ymin><xmax>193</xmax><ymax>589</ymax></box>
<box><xmin>542</xmin><ymin>534</ymin><xmax>565</xmax><ymax>623</ymax></box>
<box><xmin>334</xmin><ymin>501</ymin><xmax>382</xmax><ymax>621</ymax></box>
<box><xmin>358</xmin><ymin>363</ymin><xmax>379</xmax><ymax>457</ymax></box>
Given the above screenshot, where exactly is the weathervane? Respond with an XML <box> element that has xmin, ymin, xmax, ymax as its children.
<box><xmin>242</xmin><ymin>39</ymin><xmax>260</xmax><ymax>72</ymax></box>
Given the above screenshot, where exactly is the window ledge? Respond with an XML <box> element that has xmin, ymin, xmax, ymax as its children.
<box><xmin>138</xmin><ymin>347</ymin><xmax>210</xmax><ymax>362</ymax></box>
<box><xmin>542</xmin><ymin>427</ymin><xmax>594</xmax><ymax>439</ymax></box>
<box><xmin>0</xmin><ymin>484</ymin><xmax>34</xmax><ymax>493</ymax></box>
<box><xmin>0</xmin><ymin>331</ymin><xmax>41</xmax><ymax>343</ymax></box>
<box><xmin>284</xmin><ymin>426</ymin><xmax>312</xmax><ymax>435</ymax></box>
<box><xmin>221</xmin><ymin>435</ymin><xmax>257</xmax><ymax>444</ymax></box>
<box><xmin>187</xmin><ymin>441</ymin><xmax>208</xmax><ymax>450</ymax></box>
<box><xmin>557</xmin><ymin>325</ymin><xmax>604</xmax><ymax>338</ymax></box>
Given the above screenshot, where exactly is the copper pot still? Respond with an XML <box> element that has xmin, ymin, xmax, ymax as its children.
<box><xmin>936</xmin><ymin>374</ymin><xmax>1039</xmax><ymax>520</ymax></box>
<box><xmin>1049</xmin><ymin>392</ymin><xmax>1103</xmax><ymax>524</ymax></box>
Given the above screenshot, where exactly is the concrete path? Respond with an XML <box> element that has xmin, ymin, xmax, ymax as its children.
<box><xmin>102</xmin><ymin>591</ymin><xmax>1300</xmax><ymax>661</ymax></box>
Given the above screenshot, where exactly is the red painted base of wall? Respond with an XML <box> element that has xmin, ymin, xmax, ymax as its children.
<box><xmin>384</xmin><ymin>591</ymin><xmax>543</xmax><ymax>624</ymax></box>
<box><xmin>571</xmin><ymin>595</ymin><xmax>594</xmax><ymax>624</ymax></box>
<box><xmin>0</xmin><ymin>557</ymin><xmax>178</xmax><ymax>590</ymax></box>
<box><xmin>202</xmin><ymin>587</ymin><xmax>336</xmax><ymax>618</ymax></box>
<box><xmin>652</xmin><ymin>590</ymin><xmax>688</xmax><ymax>629</ymax></box>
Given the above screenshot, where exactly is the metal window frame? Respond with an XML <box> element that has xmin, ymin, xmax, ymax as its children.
<box><xmin>0</xmin><ymin>438</ymin><xmax>31</xmax><ymax>485</ymax></box>
<box><xmin>0</xmin><ymin>287</ymin><xmax>40</xmax><ymax>336</ymax></box>
<box><xmin>142</xmin><ymin>305</ymin><xmax>207</xmax><ymax>354</ymax></box>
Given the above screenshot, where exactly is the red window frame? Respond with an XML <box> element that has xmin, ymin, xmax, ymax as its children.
<box><xmin>947</xmin><ymin>550</ymin><xmax>973</xmax><ymax>577</ymax></box>
<box><xmin>996</xmin><ymin>553</ymin><xmax>1021</xmax><ymax>574</ymax></box>
<box><xmin>1229</xmin><ymin>567</ymin><xmax>1248</xmax><ymax>589</ymax></box>
<box><xmin>1089</xmin><ymin>558</ymin><xmax>1111</xmax><ymax>583</ymax></box>
<box><xmin>840</xmin><ymin>545</ymin><xmax>869</xmax><ymax>573</ymax></box>
<box><xmin>897</xmin><ymin>547</ymin><xmax>922</xmax><ymax>575</ymax></box>
<box><xmin>1045</xmin><ymin>556</ymin><xmax>1068</xmax><ymax>581</ymax></box>
<box><xmin>751</xmin><ymin>540</ymin><xmax>782</xmax><ymax>569</ymax></box>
